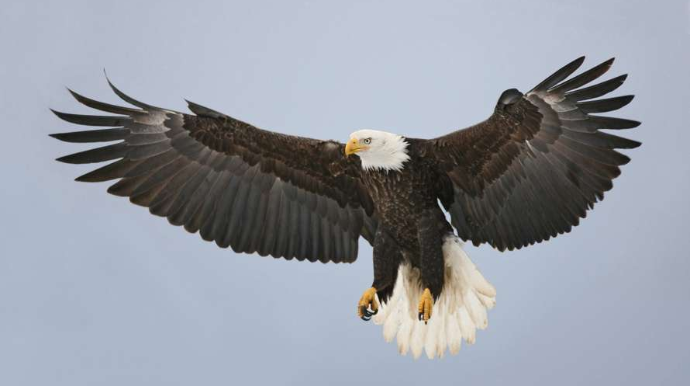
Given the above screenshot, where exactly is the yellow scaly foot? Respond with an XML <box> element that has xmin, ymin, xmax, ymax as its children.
<box><xmin>357</xmin><ymin>287</ymin><xmax>379</xmax><ymax>321</ymax></box>
<box><xmin>418</xmin><ymin>288</ymin><xmax>433</xmax><ymax>324</ymax></box>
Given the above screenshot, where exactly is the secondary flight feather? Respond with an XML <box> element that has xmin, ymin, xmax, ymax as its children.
<box><xmin>51</xmin><ymin>57</ymin><xmax>640</xmax><ymax>358</ymax></box>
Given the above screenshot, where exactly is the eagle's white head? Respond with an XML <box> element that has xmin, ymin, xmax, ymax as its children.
<box><xmin>345</xmin><ymin>129</ymin><xmax>410</xmax><ymax>172</ymax></box>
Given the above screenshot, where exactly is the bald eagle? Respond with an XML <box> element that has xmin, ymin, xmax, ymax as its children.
<box><xmin>51</xmin><ymin>57</ymin><xmax>639</xmax><ymax>359</ymax></box>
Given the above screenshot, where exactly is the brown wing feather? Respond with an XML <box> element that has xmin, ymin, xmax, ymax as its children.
<box><xmin>51</xmin><ymin>82</ymin><xmax>377</xmax><ymax>263</ymax></box>
<box><xmin>429</xmin><ymin>57</ymin><xmax>640</xmax><ymax>251</ymax></box>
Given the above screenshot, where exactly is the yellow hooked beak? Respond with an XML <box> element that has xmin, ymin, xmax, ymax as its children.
<box><xmin>345</xmin><ymin>138</ymin><xmax>367</xmax><ymax>156</ymax></box>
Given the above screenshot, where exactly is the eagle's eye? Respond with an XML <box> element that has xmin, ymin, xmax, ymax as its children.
<box><xmin>362</xmin><ymin>138</ymin><xmax>372</xmax><ymax>145</ymax></box>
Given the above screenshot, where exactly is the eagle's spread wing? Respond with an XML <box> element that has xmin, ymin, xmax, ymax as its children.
<box><xmin>429</xmin><ymin>57</ymin><xmax>640</xmax><ymax>251</ymax></box>
<box><xmin>51</xmin><ymin>81</ymin><xmax>377</xmax><ymax>263</ymax></box>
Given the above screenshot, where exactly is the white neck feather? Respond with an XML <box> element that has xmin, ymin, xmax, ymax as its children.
<box><xmin>351</xmin><ymin>130</ymin><xmax>410</xmax><ymax>172</ymax></box>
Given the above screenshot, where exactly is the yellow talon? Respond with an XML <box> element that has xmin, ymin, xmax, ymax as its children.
<box><xmin>357</xmin><ymin>287</ymin><xmax>379</xmax><ymax>321</ymax></box>
<box><xmin>418</xmin><ymin>288</ymin><xmax>433</xmax><ymax>324</ymax></box>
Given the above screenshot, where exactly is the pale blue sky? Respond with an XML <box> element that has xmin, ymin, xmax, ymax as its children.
<box><xmin>1</xmin><ymin>0</ymin><xmax>689</xmax><ymax>385</ymax></box>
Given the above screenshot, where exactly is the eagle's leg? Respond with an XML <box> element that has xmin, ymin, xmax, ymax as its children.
<box><xmin>417</xmin><ymin>210</ymin><xmax>448</xmax><ymax>324</ymax></box>
<box><xmin>358</xmin><ymin>228</ymin><xmax>402</xmax><ymax>321</ymax></box>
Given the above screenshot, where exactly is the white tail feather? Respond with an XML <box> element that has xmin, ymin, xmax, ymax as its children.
<box><xmin>373</xmin><ymin>235</ymin><xmax>496</xmax><ymax>359</ymax></box>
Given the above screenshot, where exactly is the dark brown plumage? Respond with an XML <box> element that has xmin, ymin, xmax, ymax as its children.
<box><xmin>52</xmin><ymin>84</ymin><xmax>377</xmax><ymax>263</ymax></box>
<box><xmin>429</xmin><ymin>57</ymin><xmax>640</xmax><ymax>251</ymax></box>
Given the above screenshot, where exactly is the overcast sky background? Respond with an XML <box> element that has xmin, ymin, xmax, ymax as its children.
<box><xmin>1</xmin><ymin>0</ymin><xmax>689</xmax><ymax>385</ymax></box>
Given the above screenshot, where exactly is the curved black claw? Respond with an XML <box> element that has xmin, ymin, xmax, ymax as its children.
<box><xmin>418</xmin><ymin>312</ymin><xmax>423</xmax><ymax>321</ymax></box>
<box><xmin>359</xmin><ymin>306</ymin><xmax>369</xmax><ymax>321</ymax></box>
<box><xmin>359</xmin><ymin>306</ymin><xmax>378</xmax><ymax>321</ymax></box>
<box><xmin>418</xmin><ymin>312</ymin><xmax>428</xmax><ymax>324</ymax></box>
